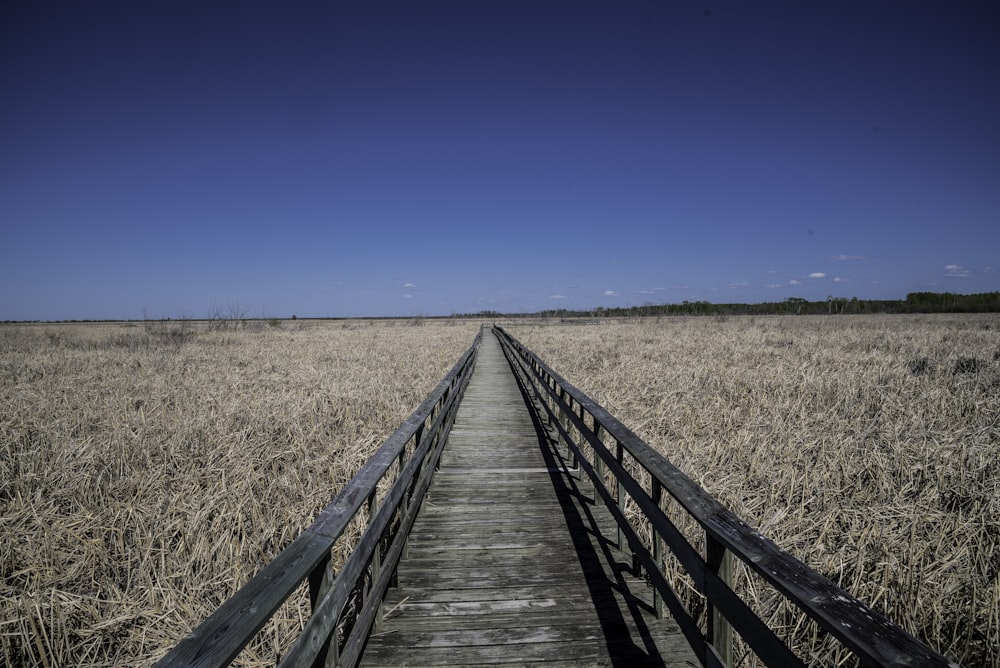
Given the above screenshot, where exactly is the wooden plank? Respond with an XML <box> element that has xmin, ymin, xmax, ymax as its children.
<box><xmin>378</xmin><ymin>609</ymin><xmax>682</xmax><ymax>637</ymax></box>
<box><xmin>394</xmin><ymin>562</ymin><xmax>611</xmax><ymax>587</ymax></box>
<box><xmin>382</xmin><ymin>583</ymin><xmax>657</xmax><ymax>608</ymax></box>
<box><xmin>362</xmin><ymin>633</ymin><xmax>692</xmax><ymax>666</ymax></box>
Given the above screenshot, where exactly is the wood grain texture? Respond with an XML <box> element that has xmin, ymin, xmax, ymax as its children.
<box><xmin>359</xmin><ymin>332</ymin><xmax>697</xmax><ymax>667</ymax></box>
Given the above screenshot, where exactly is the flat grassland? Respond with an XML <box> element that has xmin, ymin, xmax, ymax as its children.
<box><xmin>508</xmin><ymin>315</ymin><xmax>998</xmax><ymax>667</ymax></box>
<box><xmin>3</xmin><ymin>315</ymin><xmax>997</xmax><ymax>667</ymax></box>
<box><xmin>1</xmin><ymin>319</ymin><xmax>480</xmax><ymax>666</ymax></box>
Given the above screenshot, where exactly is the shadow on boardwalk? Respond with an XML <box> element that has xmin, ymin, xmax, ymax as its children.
<box><xmin>518</xmin><ymin>359</ymin><xmax>676</xmax><ymax>666</ymax></box>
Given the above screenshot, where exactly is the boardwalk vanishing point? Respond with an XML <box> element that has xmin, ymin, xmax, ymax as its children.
<box><xmin>358</xmin><ymin>333</ymin><xmax>697</xmax><ymax>667</ymax></box>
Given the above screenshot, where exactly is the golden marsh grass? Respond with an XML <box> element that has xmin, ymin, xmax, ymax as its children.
<box><xmin>509</xmin><ymin>314</ymin><xmax>998</xmax><ymax>667</ymax></box>
<box><xmin>3</xmin><ymin>315</ymin><xmax>996</xmax><ymax>666</ymax></box>
<box><xmin>1</xmin><ymin>319</ymin><xmax>480</xmax><ymax>666</ymax></box>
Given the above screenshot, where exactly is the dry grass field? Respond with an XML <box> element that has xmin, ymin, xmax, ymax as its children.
<box><xmin>508</xmin><ymin>315</ymin><xmax>998</xmax><ymax>667</ymax></box>
<box><xmin>1</xmin><ymin>318</ymin><xmax>480</xmax><ymax>667</ymax></box>
<box><xmin>3</xmin><ymin>315</ymin><xmax>997</xmax><ymax>667</ymax></box>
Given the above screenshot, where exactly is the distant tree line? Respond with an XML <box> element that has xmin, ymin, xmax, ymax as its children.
<box><xmin>456</xmin><ymin>292</ymin><xmax>1000</xmax><ymax>319</ymax></box>
<box><xmin>5</xmin><ymin>292</ymin><xmax>998</xmax><ymax>324</ymax></box>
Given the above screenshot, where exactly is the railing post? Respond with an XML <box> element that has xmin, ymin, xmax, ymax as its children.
<box><xmin>651</xmin><ymin>480</ymin><xmax>664</xmax><ymax>619</ymax></box>
<box><xmin>308</xmin><ymin>553</ymin><xmax>336</xmax><ymax>667</ymax></box>
<box><xmin>558</xmin><ymin>387</ymin><xmax>569</xmax><ymax>442</ymax></box>
<box><xmin>616</xmin><ymin>442</ymin><xmax>626</xmax><ymax>552</ymax></box>
<box><xmin>593</xmin><ymin>423</ymin><xmax>605</xmax><ymax>503</ymax></box>
<box><xmin>367</xmin><ymin>491</ymin><xmax>384</xmax><ymax>632</ymax></box>
<box><xmin>571</xmin><ymin>403</ymin><xmax>585</xmax><ymax>478</ymax></box>
<box><xmin>414</xmin><ymin>421</ymin><xmax>424</xmax><ymax>450</ymax></box>
<box><xmin>706</xmin><ymin>534</ymin><xmax>734</xmax><ymax>666</ymax></box>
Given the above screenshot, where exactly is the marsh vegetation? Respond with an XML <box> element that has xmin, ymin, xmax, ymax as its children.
<box><xmin>1</xmin><ymin>319</ymin><xmax>479</xmax><ymax>666</ymax></box>
<box><xmin>509</xmin><ymin>314</ymin><xmax>998</xmax><ymax>666</ymax></box>
<box><xmin>3</xmin><ymin>315</ymin><xmax>995</xmax><ymax>666</ymax></box>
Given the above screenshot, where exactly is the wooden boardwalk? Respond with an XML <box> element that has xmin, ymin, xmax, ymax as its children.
<box><xmin>359</xmin><ymin>332</ymin><xmax>697</xmax><ymax>667</ymax></box>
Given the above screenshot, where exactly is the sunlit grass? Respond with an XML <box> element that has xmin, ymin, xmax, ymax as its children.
<box><xmin>1</xmin><ymin>319</ymin><xmax>480</xmax><ymax>666</ymax></box>
<box><xmin>509</xmin><ymin>314</ymin><xmax>998</xmax><ymax>667</ymax></box>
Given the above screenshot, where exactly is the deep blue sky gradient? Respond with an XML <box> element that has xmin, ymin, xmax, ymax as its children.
<box><xmin>2</xmin><ymin>1</ymin><xmax>998</xmax><ymax>319</ymax></box>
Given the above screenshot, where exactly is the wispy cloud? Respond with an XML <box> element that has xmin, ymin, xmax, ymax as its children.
<box><xmin>832</xmin><ymin>254</ymin><xmax>871</xmax><ymax>262</ymax></box>
<box><xmin>944</xmin><ymin>264</ymin><xmax>970</xmax><ymax>278</ymax></box>
<box><xmin>403</xmin><ymin>294</ymin><xmax>413</xmax><ymax>299</ymax></box>
<box><xmin>604</xmin><ymin>290</ymin><xmax>620</xmax><ymax>296</ymax></box>
<box><xmin>789</xmin><ymin>279</ymin><xmax>802</xmax><ymax>286</ymax></box>
<box><xmin>765</xmin><ymin>283</ymin><xmax>783</xmax><ymax>289</ymax></box>
<box><xmin>808</xmin><ymin>272</ymin><xmax>826</xmax><ymax>279</ymax></box>
<box><xmin>726</xmin><ymin>281</ymin><xmax>750</xmax><ymax>289</ymax></box>
<box><xmin>549</xmin><ymin>294</ymin><xmax>566</xmax><ymax>300</ymax></box>
<box><xmin>402</xmin><ymin>282</ymin><xmax>416</xmax><ymax>288</ymax></box>
<box><xmin>833</xmin><ymin>277</ymin><xmax>846</xmax><ymax>283</ymax></box>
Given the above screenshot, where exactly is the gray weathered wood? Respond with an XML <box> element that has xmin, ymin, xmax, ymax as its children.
<box><xmin>358</xmin><ymin>331</ymin><xmax>697</xmax><ymax>667</ymax></box>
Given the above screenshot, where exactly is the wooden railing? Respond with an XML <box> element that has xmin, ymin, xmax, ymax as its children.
<box><xmin>493</xmin><ymin>326</ymin><xmax>957</xmax><ymax>668</ymax></box>
<box><xmin>156</xmin><ymin>329</ymin><xmax>482</xmax><ymax>668</ymax></box>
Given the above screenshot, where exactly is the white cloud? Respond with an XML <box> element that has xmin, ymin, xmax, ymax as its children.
<box><xmin>765</xmin><ymin>283</ymin><xmax>783</xmax><ymax>289</ymax></box>
<box><xmin>640</xmin><ymin>286</ymin><xmax>683</xmax><ymax>294</ymax></box>
<box><xmin>402</xmin><ymin>282</ymin><xmax>416</xmax><ymax>288</ymax></box>
<box><xmin>549</xmin><ymin>294</ymin><xmax>566</xmax><ymax>300</ymax></box>
<box><xmin>808</xmin><ymin>272</ymin><xmax>826</xmax><ymax>279</ymax></box>
<box><xmin>726</xmin><ymin>281</ymin><xmax>750</xmax><ymax>289</ymax></box>
<box><xmin>403</xmin><ymin>294</ymin><xmax>413</xmax><ymax>299</ymax></box>
<box><xmin>944</xmin><ymin>264</ymin><xmax>970</xmax><ymax>278</ymax></box>
<box><xmin>833</xmin><ymin>277</ymin><xmax>846</xmax><ymax>283</ymax></box>
<box><xmin>789</xmin><ymin>279</ymin><xmax>802</xmax><ymax>286</ymax></box>
<box><xmin>604</xmin><ymin>290</ymin><xmax>620</xmax><ymax>296</ymax></box>
<box><xmin>832</xmin><ymin>254</ymin><xmax>870</xmax><ymax>262</ymax></box>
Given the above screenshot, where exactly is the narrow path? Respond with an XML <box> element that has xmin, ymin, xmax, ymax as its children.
<box><xmin>359</xmin><ymin>331</ymin><xmax>697</xmax><ymax>667</ymax></box>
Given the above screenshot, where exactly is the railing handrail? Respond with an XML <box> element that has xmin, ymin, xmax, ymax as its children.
<box><xmin>493</xmin><ymin>325</ymin><xmax>957</xmax><ymax>668</ymax></box>
<box><xmin>156</xmin><ymin>329</ymin><xmax>482</xmax><ymax>667</ymax></box>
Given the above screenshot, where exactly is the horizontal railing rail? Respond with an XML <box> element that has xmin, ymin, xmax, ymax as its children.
<box><xmin>494</xmin><ymin>326</ymin><xmax>957</xmax><ymax>668</ymax></box>
<box><xmin>156</xmin><ymin>328</ymin><xmax>482</xmax><ymax>668</ymax></box>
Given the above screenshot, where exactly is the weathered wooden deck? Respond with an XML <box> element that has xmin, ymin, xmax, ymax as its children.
<box><xmin>359</xmin><ymin>332</ymin><xmax>697</xmax><ymax>667</ymax></box>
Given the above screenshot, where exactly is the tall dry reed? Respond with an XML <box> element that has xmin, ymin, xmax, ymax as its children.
<box><xmin>1</xmin><ymin>319</ymin><xmax>480</xmax><ymax>666</ymax></box>
<box><xmin>510</xmin><ymin>314</ymin><xmax>998</xmax><ymax>667</ymax></box>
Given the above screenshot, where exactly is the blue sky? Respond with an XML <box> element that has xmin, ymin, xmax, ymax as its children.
<box><xmin>2</xmin><ymin>1</ymin><xmax>998</xmax><ymax>320</ymax></box>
